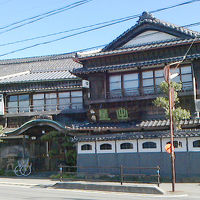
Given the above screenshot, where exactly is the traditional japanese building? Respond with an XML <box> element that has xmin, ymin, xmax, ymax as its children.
<box><xmin>0</xmin><ymin>53</ymin><xmax>87</xmax><ymax>171</ymax></box>
<box><xmin>1</xmin><ymin>12</ymin><xmax>200</xmax><ymax>179</ymax></box>
<box><xmin>72</xmin><ymin>12</ymin><xmax>200</xmax><ymax>178</ymax></box>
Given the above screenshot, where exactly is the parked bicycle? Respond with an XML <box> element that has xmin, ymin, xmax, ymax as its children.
<box><xmin>14</xmin><ymin>158</ymin><xmax>32</xmax><ymax>176</ymax></box>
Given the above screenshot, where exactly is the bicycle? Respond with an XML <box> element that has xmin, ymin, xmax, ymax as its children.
<box><xmin>14</xmin><ymin>158</ymin><xmax>32</xmax><ymax>176</ymax></box>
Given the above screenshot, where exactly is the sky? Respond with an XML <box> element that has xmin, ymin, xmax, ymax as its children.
<box><xmin>0</xmin><ymin>0</ymin><xmax>199</xmax><ymax>60</ymax></box>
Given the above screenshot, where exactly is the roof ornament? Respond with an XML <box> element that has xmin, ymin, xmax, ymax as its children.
<box><xmin>137</xmin><ymin>11</ymin><xmax>155</xmax><ymax>24</ymax></box>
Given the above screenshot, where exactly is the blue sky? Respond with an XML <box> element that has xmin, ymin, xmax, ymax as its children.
<box><xmin>0</xmin><ymin>0</ymin><xmax>199</xmax><ymax>60</ymax></box>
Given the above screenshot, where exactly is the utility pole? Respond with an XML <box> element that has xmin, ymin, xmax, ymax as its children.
<box><xmin>164</xmin><ymin>65</ymin><xmax>176</xmax><ymax>192</ymax></box>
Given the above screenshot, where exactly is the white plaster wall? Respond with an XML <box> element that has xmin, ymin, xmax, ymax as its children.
<box><xmin>78</xmin><ymin>142</ymin><xmax>95</xmax><ymax>154</ymax></box>
<box><xmin>188</xmin><ymin>137</ymin><xmax>200</xmax><ymax>152</ymax></box>
<box><xmin>138</xmin><ymin>138</ymin><xmax>161</xmax><ymax>152</ymax></box>
<box><xmin>122</xmin><ymin>31</ymin><xmax>177</xmax><ymax>47</ymax></box>
<box><xmin>116</xmin><ymin>140</ymin><xmax>137</xmax><ymax>153</ymax></box>
<box><xmin>162</xmin><ymin>138</ymin><xmax>187</xmax><ymax>152</ymax></box>
<box><xmin>96</xmin><ymin>141</ymin><xmax>115</xmax><ymax>154</ymax></box>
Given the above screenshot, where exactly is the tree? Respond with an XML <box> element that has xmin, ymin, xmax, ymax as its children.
<box><xmin>153</xmin><ymin>81</ymin><xmax>191</xmax><ymax>128</ymax></box>
<box><xmin>41</xmin><ymin>130</ymin><xmax>76</xmax><ymax>166</ymax></box>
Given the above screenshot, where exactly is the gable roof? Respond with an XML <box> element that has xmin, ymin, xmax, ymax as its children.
<box><xmin>103</xmin><ymin>11</ymin><xmax>198</xmax><ymax>51</ymax></box>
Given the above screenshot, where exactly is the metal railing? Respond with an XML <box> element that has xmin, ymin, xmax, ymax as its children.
<box><xmin>58</xmin><ymin>165</ymin><xmax>160</xmax><ymax>187</ymax></box>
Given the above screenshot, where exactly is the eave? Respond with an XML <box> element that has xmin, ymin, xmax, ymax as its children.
<box><xmin>77</xmin><ymin>38</ymin><xmax>200</xmax><ymax>62</ymax></box>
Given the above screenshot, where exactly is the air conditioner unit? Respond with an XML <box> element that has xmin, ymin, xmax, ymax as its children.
<box><xmin>82</xmin><ymin>80</ymin><xmax>89</xmax><ymax>88</ymax></box>
<box><xmin>195</xmin><ymin>99</ymin><xmax>200</xmax><ymax>112</ymax></box>
<box><xmin>0</xmin><ymin>94</ymin><xmax>4</xmax><ymax>115</ymax></box>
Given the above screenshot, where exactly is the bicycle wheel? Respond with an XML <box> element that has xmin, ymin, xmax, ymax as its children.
<box><xmin>21</xmin><ymin>165</ymin><xmax>31</xmax><ymax>176</ymax></box>
<box><xmin>14</xmin><ymin>166</ymin><xmax>22</xmax><ymax>176</ymax></box>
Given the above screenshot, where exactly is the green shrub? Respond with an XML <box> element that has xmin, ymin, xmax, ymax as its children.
<box><xmin>5</xmin><ymin>170</ymin><xmax>15</xmax><ymax>176</ymax></box>
<box><xmin>0</xmin><ymin>169</ymin><xmax>5</xmax><ymax>175</ymax></box>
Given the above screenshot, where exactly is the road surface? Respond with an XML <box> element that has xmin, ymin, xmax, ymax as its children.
<box><xmin>0</xmin><ymin>182</ymin><xmax>199</xmax><ymax>200</ymax></box>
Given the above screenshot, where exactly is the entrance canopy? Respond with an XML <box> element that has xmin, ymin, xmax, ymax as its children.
<box><xmin>2</xmin><ymin>119</ymin><xmax>68</xmax><ymax>139</ymax></box>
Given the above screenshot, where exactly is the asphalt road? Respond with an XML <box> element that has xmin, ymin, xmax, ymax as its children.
<box><xmin>0</xmin><ymin>183</ymin><xmax>199</xmax><ymax>200</ymax></box>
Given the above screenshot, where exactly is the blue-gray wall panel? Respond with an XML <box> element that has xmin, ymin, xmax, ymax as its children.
<box><xmin>77</xmin><ymin>152</ymin><xmax>200</xmax><ymax>178</ymax></box>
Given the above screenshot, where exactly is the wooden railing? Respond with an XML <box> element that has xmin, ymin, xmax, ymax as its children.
<box><xmin>5</xmin><ymin>102</ymin><xmax>83</xmax><ymax>114</ymax></box>
<box><xmin>90</xmin><ymin>82</ymin><xmax>193</xmax><ymax>101</ymax></box>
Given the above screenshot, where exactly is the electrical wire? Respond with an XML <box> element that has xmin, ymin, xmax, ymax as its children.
<box><xmin>0</xmin><ymin>0</ymin><xmax>92</xmax><ymax>35</ymax></box>
<box><xmin>0</xmin><ymin>0</ymin><xmax>199</xmax><ymax>57</ymax></box>
<box><xmin>0</xmin><ymin>0</ymin><xmax>198</xmax><ymax>36</ymax></box>
<box><xmin>170</xmin><ymin>35</ymin><xmax>199</xmax><ymax>69</ymax></box>
<box><xmin>0</xmin><ymin>0</ymin><xmax>90</xmax><ymax>29</ymax></box>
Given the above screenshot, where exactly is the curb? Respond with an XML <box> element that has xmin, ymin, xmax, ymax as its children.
<box><xmin>53</xmin><ymin>182</ymin><xmax>164</xmax><ymax>194</ymax></box>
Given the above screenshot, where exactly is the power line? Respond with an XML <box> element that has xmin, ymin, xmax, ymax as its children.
<box><xmin>0</xmin><ymin>17</ymin><xmax>200</xmax><ymax>49</ymax></box>
<box><xmin>0</xmin><ymin>16</ymin><xmax>139</xmax><ymax>47</ymax></box>
<box><xmin>0</xmin><ymin>0</ymin><xmax>92</xmax><ymax>35</ymax></box>
<box><xmin>183</xmin><ymin>22</ymin><xmax>200</xmax><ymax>28</ymax></box>
<box><xmin>0</xmin><ymin>0</ymin><xmax>90</xmax><ymax>29</ymax></box>
<box><xmin>0</xmin><ymin>0</ymin><xmax>199</xmax><ymax>48</ymax></box>
<box><xmin>0</xmin><ymin>0</ymin><xmax>199</xmax><ymax>57</ymax></box>
<box><xmin>0</xmin><ymin>0</ymin><xmax>198</xmax><ymax>36</ymax></box>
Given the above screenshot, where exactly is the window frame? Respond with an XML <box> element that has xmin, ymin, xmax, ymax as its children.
<box><xmin>7</xmin><ymin>94</ymin><xmax>30</xmax><ymax>113</ymax></box>
<box><xmin>120</xmin><ymin>142</ymin><xmax>133</xmax><ymax>150</ymax></box>
<box><xmin>100</xmin><ymin>143</ymin><xmax>112</xmax><ymax>150</ymax></box>
<box><xmin>162</xmin><ymin>138</ymin><xmax>187</xmax><ymax>152</ymax></box>
<box><xmin>193</xmin><ymin>140</ymin><xmax>200</xmax><ymax>148</ymax></box>
<box><xmin>78</xmin><ymin>142</ymin><xmax>95</xmax><ymax>154</ymax></box>
<box><xmin>142</xmin><ymin>142</ymin><xmax>157</xmax><ymax>149</ymax></box>
<box><xmin>138</xmin><ymin>139</ymin><xmax>161</xmax><ymax>152</ymax></box>
<box><xmin>97</xmin><ymin>141</ymin><xmax>115</xmax><ymax>153</ymax></box>
<box><xmin>109</xmin><ymin>72</ymin><xmax>139</xmax><ymax>97</ymax></box>
<box><xmin>188</xmin><ymin>137</ymin><xmax>200</xmax><ymax>151</ymax></box>
<box><xmin>81</xmin><ymin>144</ymin><xmax>92</xmax><ymax>151</ymax></box>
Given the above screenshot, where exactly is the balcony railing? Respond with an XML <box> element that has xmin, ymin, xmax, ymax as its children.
<box><xmin>94</xmin><ymin>82</ymin><xmax>193</xmax><ymax>101</ymax></box>
<box><xmin>5</xmin><ymin>102</ymin><xmax>84</xmax><ymax>115</ymax></box>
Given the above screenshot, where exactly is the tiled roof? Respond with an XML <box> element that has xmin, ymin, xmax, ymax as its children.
<box><xmin>0</xmin><ymin>81</ymin><xmax>82</xmax><ymax>93</ymax></box>
<box><xmin>77</xmin><ymin>37</ymin><xmax>200</xmax><ymax>59</ymax></box>
<box><xmin>0</xmin><ymin>69</ymin><xmax>78</xmax><ymax>84</ymax></box>
<box><xmin>68</xmin><ymin>121</ymin><xmax>137</xmax><ymax>131</ymax></box>
<box><xmin>0</xmin><ymin>52</ymin><xmax>76</xmax><ymax>65</ymax></box>
<box><xmin>103</xmin><ymin>12</ymin><xmax>199</xmax><ymax>51</ymax></box>
<box><xmin>138</xmin><ymin>119</ymin><xmax>200</xmax><ymax>128</ymax></box>
<box><xmin>74</xmin><ymin>129</ymin><xmax>200</xmax><ymax>142</ymax></box>
<box><xmin>74</xmin><ymin>53</ymin><xmax>200</xmax><ymax>74</ymax></box>
<box><xmin>0</xmin><ymin>53</ymin><xmax>82</xmax><ymax>79</ymax></box>
<box><xmin>69</xmin><ymin>119</ymin><xmax>200</xmax><ymax>132</ymax></box>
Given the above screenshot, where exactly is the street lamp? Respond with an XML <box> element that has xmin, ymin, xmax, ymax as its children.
<box><xmin>164</xmin><ymin>64</ymin><xmax>179</xmax><ymax>192</ymax></box>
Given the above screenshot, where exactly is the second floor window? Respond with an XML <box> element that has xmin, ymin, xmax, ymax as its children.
<box><xmin>7</xmin><ymin>90</ymin><xmax>83</xmax><ymax>113</ymax></box>
<box><xmin>109</xmin><ymin>73</ymin><xmax>139</xmax><ymax>97</ymax></box>
<box><xmin>108</xmin><ymin>65</ymin><xmax>192</xmax><ymax>99</ymax></box>
<box><xmin>171</xmin><ymin>66</ymin><xmax>193</xmax><ymax>90</ymax></box>
<box><xmin>7</xmin><ymin>94</ymin><xmax>30</xmax><ymax>113</ymax></box>
<box><xmin>33</xmin><ymin>93</ymin><xmax>45</xmax><ymax>111</ymax></box>
<box><xmin>142</xmin><ymin>71</ymin><xmax>154</xmax><ymax>94</ymax></box>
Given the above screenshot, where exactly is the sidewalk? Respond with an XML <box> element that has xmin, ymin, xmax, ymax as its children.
<box><xmin>0</xmin><ymin>177</ymin><xmax>199</xmax><ymax>197</ymax></box>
